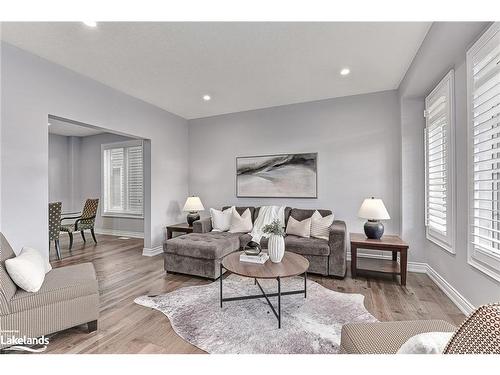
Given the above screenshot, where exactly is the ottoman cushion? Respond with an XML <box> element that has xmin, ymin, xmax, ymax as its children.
<box><xmin>165</xmin><ymin>232</ymin><xmax>240</xmax><ymax>260</ymax></box>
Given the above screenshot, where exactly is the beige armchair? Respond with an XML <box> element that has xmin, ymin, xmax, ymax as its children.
<box><xmin>0</xmin><ymin>233</ymin><xmax>99</xmax><ymax>350</ymax></box>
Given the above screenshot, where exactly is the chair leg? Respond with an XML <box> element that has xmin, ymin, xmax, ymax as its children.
<box><xmin>91</xmin><ymin>228</ymin><xmax>97</xmax><ymax>244</ymax></box>
<box><xmin>87</xmin><ymin>320</ymin><xmax>98</xmax><ymax>333</ymax></box>
<box><xmin>55</xmin><ymin>239</ymin><xmax>62</xmax><ymax>260</ymax></box>
<box><xmin>68</xmin><ymin>232</ymin><xmax>73</xmax><ymax>250</ymax></box>
<box><xmin>80</xmin><ymin>231</ymin><xmax>86</xmax><ymax>242</ymax></box>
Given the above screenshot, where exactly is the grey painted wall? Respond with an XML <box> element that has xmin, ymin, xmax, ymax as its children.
<box><xmin>189</xmin><ymin>90</ymin><xmax>402</xmax><ymax>243</ymax></box>
<box><xmin>78</xmin><ymin>132</ymin><xmax>144</xmax><ymax>234</ymax></box>
<box><xmin>399</xmin><ymin>22</ymin><xmax>499</xmax><ymax>306</ymax></box>
<box><xmin>1</xmin><ymin>42</ymin><xmax>188</xmax><ymax>256</ymax></box>
<box><xmin>49</xmin><ymin>132</ymin><xmax>145</xmax><ymax>234</ymax></box>
<box><xmin>48</xmin><ymin>133</ymin><xmax>73</xmax><ymax>209</ymax></box>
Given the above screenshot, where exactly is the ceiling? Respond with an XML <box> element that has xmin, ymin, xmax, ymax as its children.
<box><xmin>1</xmin><ymin>22</ymin><xmax>431</xmax><ymax>119</ymax></box>
<box><xmin>48</xmin><ymin>118</ymin><xmax>104</xmax><ymax>137</ymax></box>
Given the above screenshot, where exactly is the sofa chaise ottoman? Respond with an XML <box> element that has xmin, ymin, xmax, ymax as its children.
<box><xmin>0</xmin><ymin>233</ymin><xmax>99</xmax><ymax>350</ymax></box>
<box><xmin>163</xmin><ymin>206</ymin><xmax>348</xmax><ymax>279</ymax></box>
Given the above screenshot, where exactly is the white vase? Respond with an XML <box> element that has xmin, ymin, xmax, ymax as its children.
<box><xmin>268</xmin><ymin>234</ymin><xmax>285</xmax><ymax>263</ymax></box>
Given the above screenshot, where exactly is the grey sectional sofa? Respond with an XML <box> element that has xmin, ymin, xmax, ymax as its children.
<box><xmin>163</xmin><ymin>206</ymin><xmax>348</xmax><ymax>280</ymax></box>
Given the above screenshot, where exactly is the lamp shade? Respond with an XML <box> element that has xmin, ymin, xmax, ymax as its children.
<box><xmin>358</xmin><ymin>197</ymin><xmax>390</xmax><ymax>220</ymax></box>
<box><xmin>183</xmin><ymin>196</ymin><xmax>204</xmax><ymax>212</ymax></box>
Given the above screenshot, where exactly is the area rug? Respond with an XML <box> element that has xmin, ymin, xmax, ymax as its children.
<box><xmin>134</xmin><ymin>274</ymin><xmax>377</xmax><ymax>354</ymax></box>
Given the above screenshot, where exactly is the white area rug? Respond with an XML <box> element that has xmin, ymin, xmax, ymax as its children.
<box><xmin>135</xmin><ymin>274</ymin><xmax>377</xmax><ymax>353</ymax></box>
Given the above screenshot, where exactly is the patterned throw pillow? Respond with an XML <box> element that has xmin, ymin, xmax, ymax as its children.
<box><xmin>286</xmin><ymin>216</ymin><xmax>312</xmax><ymax>238</ymax></box>
<box><xmin>310</xmin><ymin>210</ymin><xmax>334</xmax><ymax>240</ymax></box>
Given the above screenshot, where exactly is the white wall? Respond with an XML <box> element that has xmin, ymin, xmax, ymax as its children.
<box><xmin>189</xmin><ymin>90</ymin><xmax>402</xmax><ymax>241</ymax></box>
<box><xmin>399</xmin><ymin>22</ymin><xmax>499</xmax><ymax>307</ymax></box>
<box><xmin>1</xmin><ymin>42</ymin><xmax>188</xmax><ymax>256</ymax></box>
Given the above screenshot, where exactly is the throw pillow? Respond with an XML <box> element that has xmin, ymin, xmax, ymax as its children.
<box><xmin>229</xmin><ymin>208</ymin><xmax>253</xmax><ymax>233</ymax></box>
<box><xmin>310</xmin><ymin>210</ymin><xmax>334</xmax><ymax>240</ymax></box>
<box><xmin>21</xmin><ymin>246</ymin><xmax>52</xmax><ymax>273</ymax></box>
<box><xmin>5</xmin><ymin>247</ymin><xmax>47</xmax><ymax>292</ymax></box>
<box><xmin>286</xmin><ymin>216</ymin><xmax>312</xmax><ymax>238</ymax></box>
<box><xmin>210</xmin><ymin>207</ymin><xmax>233</xmax><ymax>232</ymax></box>
<box><xmin>396</xmin><ymin>332</ymin><xmax>454</xmax><ymax>354</ymax></box>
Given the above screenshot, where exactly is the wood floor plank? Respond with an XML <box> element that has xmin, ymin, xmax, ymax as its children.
<box><xmin>41</xmin><ymin>234</ymin><xmax>465</xmax><ymax>353</ymax></box>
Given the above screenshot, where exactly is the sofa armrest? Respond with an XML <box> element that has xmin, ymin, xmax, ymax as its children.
<box><xmin>328</xmin><ymin>220</ymin><xmax>349</xmax><ymax>278</ymax></box>
<box><xmin>193</xmin><ymin>217</ymin><xmax>212</xmax><ymax>233</ymax></box>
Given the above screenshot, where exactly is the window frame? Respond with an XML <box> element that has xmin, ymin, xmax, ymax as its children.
<box><xmin>424</xmin><ymin>69</ymin><xmax>456</xmax><ymax>254</ymax></box>
<box><xmin>101</xmin><ymin>139</ymin><xmax>144</xmax><ymax>219</ymax></box>
<box><xmin>467</xmin><ymin>22</ymin><xmax>500</xmax><ymax>282</ymax></box>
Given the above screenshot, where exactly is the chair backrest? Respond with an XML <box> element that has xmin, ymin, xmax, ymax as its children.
<box><xmin>0</xmin><ymin>233</ymin><xmax>18</xmax><ymax>315</ymax></box>
<box><xmin>80</xmin><ymin>198</ymin><xmax>99</xmax><ymax>225</ymax></box>
<box><xmin>444</xmin><ymin>303</ymin><xmax>500</xmax><ymax>354</ymax></box>
<box><xmin>49</xmin><ymin>202</ymin><xmax>62</xmax><ymax>241</ymax></box>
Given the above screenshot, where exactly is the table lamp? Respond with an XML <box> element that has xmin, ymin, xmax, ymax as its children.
<box><xmin>183</xmin><ymin>196</ymin><xmax>205</xmax><ymax>226</ymax></box>
<box><xmin>358</xmin><ymin>197</ymin><xmax>390</xmax><ymax>239</ymax></box>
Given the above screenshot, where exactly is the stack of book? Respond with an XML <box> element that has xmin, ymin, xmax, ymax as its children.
<box><xmin>239</xmin><ymin>252</ymin><xmax>269</xmax><ymax>264</ymax></box>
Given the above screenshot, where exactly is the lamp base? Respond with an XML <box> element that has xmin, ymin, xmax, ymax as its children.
<box><xmin>187</xmin><ymin>212</ymin><xmax>200</xmax><ymax>227</ymax></box>
<box><xmin>364</xmin><ymin>220</ymin><xmax>384</xmax><ymax>239</ymax></box>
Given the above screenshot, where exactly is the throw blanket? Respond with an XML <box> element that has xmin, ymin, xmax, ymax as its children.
<box><xmin>250</xmin><ymin>205</ymin><xmax>286</xmax><ymax>243</ymax></box>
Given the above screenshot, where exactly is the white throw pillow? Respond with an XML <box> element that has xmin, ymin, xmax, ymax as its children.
<box><xmin>229</xmin><ymin>208</ymin><xmax>253</xmax><ymax>233</ymax></box>
<box><xmin>210</xmin><ymin>207</ymin><xmax>233</xmax><ymax>232</ymax></box>
<box><xmin>5</xmin><ymin>247</ymin><xmax>47</xmax><ymax>292</ymax></box>
<box><xmin>397</xmin><ymin>332</ymin><xmax>454</xmax><ymax>354</ymax></box>
<box><xmin>286</xmin><ymin>216</ymin><xmax>312</xmax><ymax>238</ymax></box>
<box><xmin>310</xmin><ymin>210</ymin><xmax>334</xmax><ymax>240</ymax></box>
<box><xmin>21</xmin><ymin>246</ymin><xmax>52</xmax><ymax>273</ymax></box>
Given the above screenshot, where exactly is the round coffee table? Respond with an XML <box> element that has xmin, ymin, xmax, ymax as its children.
<box><xmin>220</xmin><ymin>251</ymin><xmax>309</xmax><ymax>328</ymax></box>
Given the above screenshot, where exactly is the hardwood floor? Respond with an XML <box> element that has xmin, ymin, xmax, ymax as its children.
<box><xmin>44</xmin><ymin>233</ymin><xmax>465</xmax><ymax>354</ymax></box>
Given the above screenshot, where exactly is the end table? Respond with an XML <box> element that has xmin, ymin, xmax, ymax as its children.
<box><xmin>166</xmin><ymin>223</ymin><xmax>193</xmax><ymax>239</ymax></box>
<box><xmin>350</xmin><ymin>233</ymin><xmax>409</xmax><ymax>286</ymax></box>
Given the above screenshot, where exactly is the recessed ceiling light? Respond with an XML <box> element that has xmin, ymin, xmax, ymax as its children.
<box><xmin>340</xmin><ymin>68</ymin><xmax>350</xmax><ymax>76</ymax></box>
<box><xmin>203</xmin><ymin>95</ymin><xmax>211</xmax><ymax>101</ymax></box>
<box><xmin>83</xmin><ymin>21</ymin><xmax>97</xmax><ymax>28</ymax></box>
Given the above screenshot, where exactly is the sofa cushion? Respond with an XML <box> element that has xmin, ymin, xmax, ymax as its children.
<box><xmin>9</xmin><ymin>262</ymin><xmax>99</xmax><ymax>314</ymax></box>
<box><xmin>340</xmin><ymin>320</ymin><xmax>457</xmax><ymax>354</ymax></box>
<box><xmin>284</xmin><ymin>235</ymin><xmax>330</xmax><ymax>256</ymax></box>
<box><xmin>165</xmin><ymin>232</ymin><xmax>240</xmax><ymax>260</ymax></box>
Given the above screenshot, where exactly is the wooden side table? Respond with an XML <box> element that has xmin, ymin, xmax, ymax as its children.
<box><xmin>350</xmin><ymin>233</ymin><xmax>409</xmax><ymax>286</ymax></box>
<box><xmin>166</xmin><ymin>223</ymin><xmax>193</xmax><ymax>239</ymax></box>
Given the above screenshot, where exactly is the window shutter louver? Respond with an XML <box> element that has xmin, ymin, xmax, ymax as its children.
<box><xmin>468</xmin><ymin>23</ymin><xmax>500</xmax><ymax>281</ymax></box>
<box><xmin>102</xmin><ymin>140</ymin><xmax>144</xmax><ymax>217</ymax></box>
<box><xmin>424</xmin><ymin>70</ymin><xmax>455</xmax><ymax>252</ymax></box>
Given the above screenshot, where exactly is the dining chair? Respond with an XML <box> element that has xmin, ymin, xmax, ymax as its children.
<box><xmin>49</xmin><ymin>201</ymin><xmax>62</xmax><ymax>260</ymax></box>
<box><xmin>60</xmin><ymin>198</ymin><xmax>99</xmax><ymax>250</ymax></box>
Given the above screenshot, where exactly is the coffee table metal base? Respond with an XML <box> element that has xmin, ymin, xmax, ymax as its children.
<box><xmin>219</xmin><ymin>263</ymin><xmax>307</xmax><ymax>329</ymax></box>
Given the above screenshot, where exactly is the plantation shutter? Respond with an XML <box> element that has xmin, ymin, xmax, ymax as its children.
<box><xmin>424</xmin><ymin>70</ymin><xmax>454</xmax><ymax>251</ymax></box>
<box><xmin>470</xmin><ymin>24</ymin><xmax>500</xmax><ymax>260</ymax></box>
<box><xmin>102</xmin><ymin>140</ymin><xmax>144</xmax><ymax>217</ymax></box>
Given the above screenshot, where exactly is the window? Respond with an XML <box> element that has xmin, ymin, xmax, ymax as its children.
<box><xmin>468</xmin><ymin>22</ymin><xmax>500</xmax><ymax>281</ymax></box>
<box><xmin>102</xmin><ymin>140</ymin><xmax>144</xmax><ymax>217</ymax></box>
<box><xmin>424</xmin><ymin>70</ymin><xmax>455</xmax><ymax>253</ymax></box>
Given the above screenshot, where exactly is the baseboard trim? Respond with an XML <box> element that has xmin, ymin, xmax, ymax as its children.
<box><xmin>142</xmin><ymin>246</ymin><xmax>163</xmax><ymax>257</ymax></box>
<box><xmin>425</xmin><ymin>264</ymin><xmax>475</xmax><ymax>316</ymax></box>
<box><xmin>94</xmin><ymin>228</ymin><xmax>144</xmax><ymax>239</ymax></box>
<box><xmin>347</xmin><ymin>252</ymin><xmax>474</xmax><ymax>315</ymax></box>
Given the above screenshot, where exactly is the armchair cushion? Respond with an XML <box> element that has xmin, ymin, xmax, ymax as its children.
<box><xmin>10</xmin><ymin>263</ymin><xmax>98</xmax><ymax>314</ymax></box>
